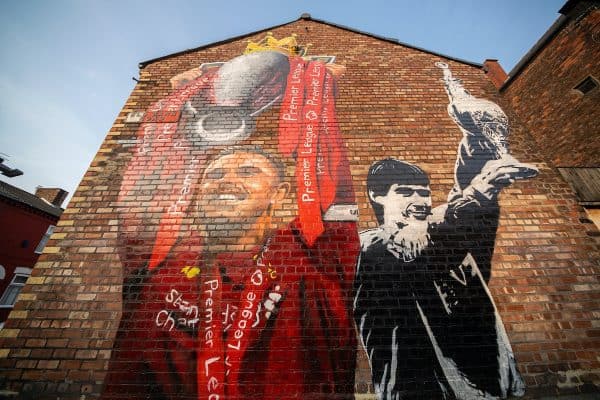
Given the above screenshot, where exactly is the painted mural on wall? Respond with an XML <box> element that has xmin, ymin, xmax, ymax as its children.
<box><xmin>103</xmin><ymin>34</ymin><xmax>360</xmax><ymax>399</ymax></box>
<box><xmin>103</xmin><ymin>31</ymin><xmax>538</xmax><ymax>399</ymax></box>
<box><xmin>353</xmin><ymin>62</ymin><xmax>538</xmax><ymax>399</ymax></box>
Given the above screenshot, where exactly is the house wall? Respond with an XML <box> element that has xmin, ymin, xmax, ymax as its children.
<box><xmin>0</xmin><ymin>18</ymin><xmax>599</xmax><ymax>399</ymax></box>
<box><xmin>501</xmin><ymin>6</ymin><xmax>600</xmax><ymax>168</ymax></box>
<box><xmin>0</xmin><ymin>200</ymin><xmax>58</xmax><ymax>323</ymax></box>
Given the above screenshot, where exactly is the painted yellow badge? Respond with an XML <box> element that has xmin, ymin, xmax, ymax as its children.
<box><xmin>267</xmin><ymin>263</ymin><xmax>277</xmax><ymax>279</ymax></box>
<box><xmin>181</xmin><ymin>266</ymin><xmax>200</xmax><ymax>279</ymax></box>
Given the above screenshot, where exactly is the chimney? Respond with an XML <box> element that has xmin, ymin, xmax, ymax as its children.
<box><xmin>483</xmin><ymin>59</ymin><xmax>508</xmax><ymax>89</ymax></box>
<box><xmin>35</xmin><ymin>187</ymin><xmax>68</xmax><ymax>207</ymax></box>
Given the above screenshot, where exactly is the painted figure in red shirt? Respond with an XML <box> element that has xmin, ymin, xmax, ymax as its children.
<box><xmin>102</xmin><ymin>147</ymin><xmax>359</xmax><ymax>400</ymax></box>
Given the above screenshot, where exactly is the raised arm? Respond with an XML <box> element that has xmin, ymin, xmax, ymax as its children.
<box><xmin>436</xmin><ymin>62</ymin><xmax>514</xmax><ymax>200</ymax></box>
<box><xmin>446</xmin><ymin>154</ymin><xmax>539</xmax><ymax>219</ymax></box>
<box><xmin>433</xmin><ymin>62</ymin><xmax>539</xmax><ymax>210</ymax></box>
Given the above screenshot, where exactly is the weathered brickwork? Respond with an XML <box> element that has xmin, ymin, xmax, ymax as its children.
<box><xmin>0</xmin><ymin>17</ymin><xmax>599</xmax><ymax>399</ymax></box>
<box><xmin>501</xmin><ymin>5</ymin><xmax>600</xmax><ymax>168</ymax></box>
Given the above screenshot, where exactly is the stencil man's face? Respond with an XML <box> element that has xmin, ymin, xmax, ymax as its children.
<box><xmin>371</xmin><ymin>184</ymin><xmax>432</xmax><ymax>228</ymax></box>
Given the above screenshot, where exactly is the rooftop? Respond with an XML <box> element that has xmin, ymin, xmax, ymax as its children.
<box><xmin>138</xmin><ymin>14</ymin><xmax>482</xmax><ymax>69</ymax></box>
<box><xmin>0</xmin><ymin>180</ymin><xmax>63</xmax><ymax>218</ymax></box>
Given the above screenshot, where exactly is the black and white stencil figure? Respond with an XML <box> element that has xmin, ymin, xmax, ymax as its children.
<box><xmin>354</xmin><ymin>63</ymin><xmax>538</xmax><ymax>399</ymax></box>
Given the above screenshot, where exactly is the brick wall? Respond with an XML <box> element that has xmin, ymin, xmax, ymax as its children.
<box><xmin>0</xmin><ymin>18</ymin><xmax>599</xmax><ymax>399</ymax></box>
<box><xmin>501</xmin><ymin>6</ymin><xmax>600</xmax><ymax>168</ymax></box>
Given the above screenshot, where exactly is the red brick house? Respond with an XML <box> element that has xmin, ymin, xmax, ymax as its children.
<box><xmin>0</xmin><ymin>182</ymin><xmax>66</xmax><ymax>325</ymax></box>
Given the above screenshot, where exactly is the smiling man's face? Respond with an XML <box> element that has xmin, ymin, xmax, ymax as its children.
<box><xmin>370</xmin><ymin>182</ymin><xmax>433</xmax><ymax>260</ymax></box>
<box><xmin>198</xmin><ymin>151</ymin><xmax>288</xmax><ymax>250</ymax></box>
<box><xmin>372</xmin><ymin>184</ymin><xmax>432</xmax><ymax>228</ymax></box>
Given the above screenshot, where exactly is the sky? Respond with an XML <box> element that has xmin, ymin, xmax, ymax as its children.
<box><xmin>0</xmin><ymin>0</ymin><xmax>566</xmax><ymax>206</ymax></box>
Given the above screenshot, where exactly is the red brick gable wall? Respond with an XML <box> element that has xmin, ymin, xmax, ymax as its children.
<box><xmin>0</xmin><ymin>19</ymin><xmax>598</xmax><ymax>399</ymax></box>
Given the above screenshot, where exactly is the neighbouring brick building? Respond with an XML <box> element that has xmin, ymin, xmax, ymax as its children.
<box><xmin>499</xmin><ymin>0</ymin><xmax>600</xmax><ymax>227</ymax></box>
<box><xmin>0</xmin><ymin>182</ymin><xmax>66</xmax><ymax>326</ymax></box>
<box><xmin>0</xmin><ymin>3</ymin><xmax>599</xmax><ymax>400</ymax></box>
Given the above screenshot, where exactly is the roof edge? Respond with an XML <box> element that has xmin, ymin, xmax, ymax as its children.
<box><xmin>0</xmin><ymin>181</ymin><xmax>63</xmax><ymax>218</ymax></box>
<box><xmin>500</xmin><ymin>15</ymin><xmax>568</xmax><ymax>91</ymax></box>
<box><xmin>306</xmin><ymin>16</ymin><xmax>482</xmax><ymax>68</ymax></box>
<box><xmin>139</xmin><ymin>18</ymin><xmax>299</xmax><ymax>69</ymax></box>
<box><xmin>139</xmin><ymin>14</ymin><xmax>483</xmax><ymax>70</ymax></box>
<box><xmin>0</xmin><ymin>195</ymin><xmax>62</xmax><ymax>219</ymax></box>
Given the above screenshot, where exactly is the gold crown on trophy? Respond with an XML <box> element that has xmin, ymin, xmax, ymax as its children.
<box><xmin>244</xmin><ymin>32</ymin><xmax>310</xmax><ymax>56</ymax></box>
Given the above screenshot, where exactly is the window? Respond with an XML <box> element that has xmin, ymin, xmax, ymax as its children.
<box><xmin>0</xmin><ymin>268</ymin><xmax>32</xmax><ymax>307</ymax></box>
<box><xmin>574</xmin><ymin>76</ymin><xmax>598</xmax><ymax>95</ymax></box>
<box><xmin>34</xmin><ymin>225</ymin><xmax>55</xmax><ymax>254</ymax></box>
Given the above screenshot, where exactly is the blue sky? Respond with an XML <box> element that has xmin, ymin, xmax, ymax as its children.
<box><xmin>0</xmin><ymin>0</ymin><xmax>565</xmax><ymax>205</ymax></box>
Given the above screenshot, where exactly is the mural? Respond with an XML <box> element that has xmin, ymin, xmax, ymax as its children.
<box><xmin>103</xmin><ymin>34</ymin><xmax>360</xmax><ymax>399</ymax></box>
<box><xmin>353</xmin><ymin>63</ymin><xmax>538</xmax><ymax>399</ymax></box>
<box><xmin>103</xmin><ymin>32</ymin><xmax>538</xmax><ymax>399</ymax></box>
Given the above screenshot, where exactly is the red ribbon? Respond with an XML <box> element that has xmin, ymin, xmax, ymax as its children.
<box><xmin>118</xmin><ymin>72</ymin><xmax>217</xmax><ymax>272</ymax></box>
<box><xmin>278</xmin><ymin>61</ymin><xmax>351</xmax><ymax>246</ymax></box>
<box><xmin>278</xmin><ymin>57</ymin><xmax>306</xmax><ymax>156</ymax></box>
<box><xmin>196</xmin><ymin>263</ymin><xmax>225</xmax><ymax>400</ymax></box>
<box><xmin>295</xmin><ymin>61</ymin><xmax>326</xmax><ymax>246</ymax></box>
<box><xmin>318</xmin><ymin>71</ymin><xmax>341</xmax><ymax>210</ymax></box>
<box><xmin>197</xmin><ymin>248</ymin><xmax>282</xmax><ymax>399</ymax></box>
